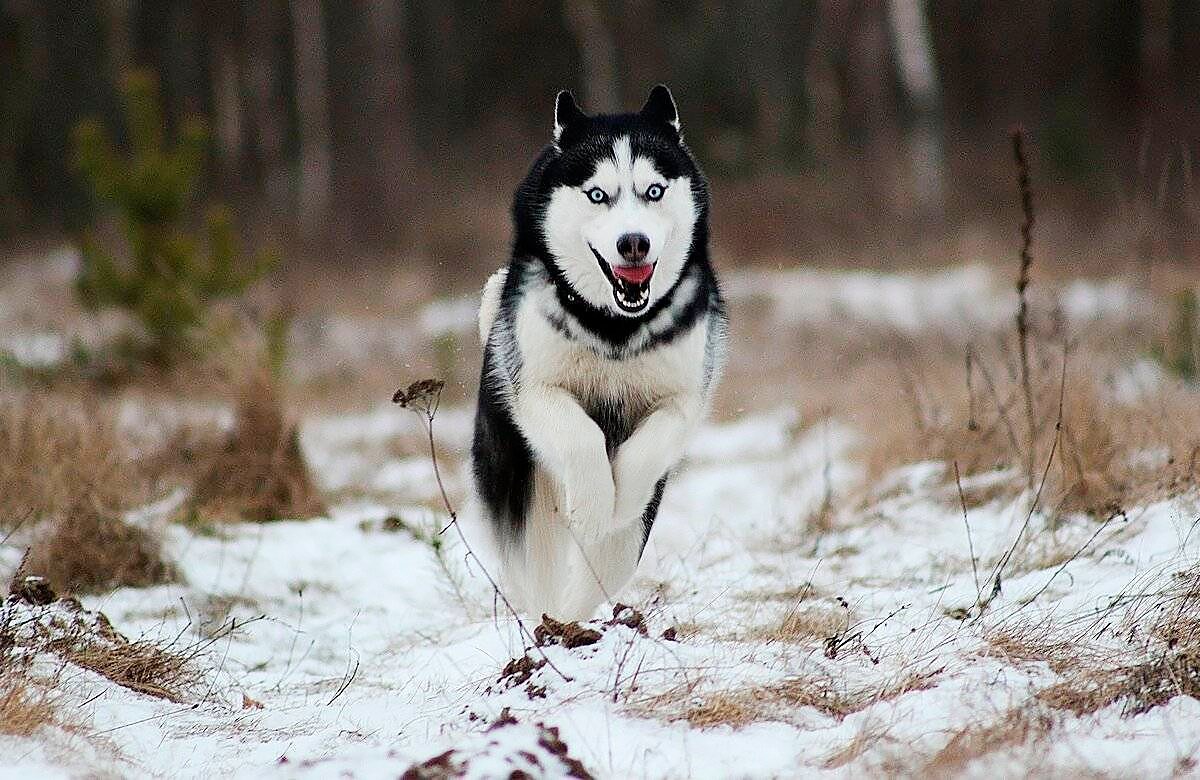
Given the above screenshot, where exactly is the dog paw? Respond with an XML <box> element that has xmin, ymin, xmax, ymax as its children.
<box><xmin>612</xmin><ymin>488</ymin><xmax>651</xmax><ymax>532</ymax></box>
<box><xmin>564</xmin><ymin>506</ymin><xmax>614</xmax><ymax>546</ymax></box>
<box><xmin>562</xmin><ymin>479</ymin><xmax>616</xmax><ymax>547</ymax></box>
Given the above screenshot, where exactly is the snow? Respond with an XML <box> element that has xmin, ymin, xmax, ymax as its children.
<box><xmin>4</xmin><ymin>404</ymin><xmax>1198</xmax><ymax>778</ymax></box>
<box><xmin>722</xmin><ymin>265</ymin><xmax>1150</xmax><ymax>337</ymax></box>
<box><xmin>2</xmin><ymin>258</ymin><xmax>1197</xmax><ymax>777</ymax></box>
<box><xmin>0</xmin><ymin>333</ymin><xmax>67</xmax><ymax>368</ymax></box>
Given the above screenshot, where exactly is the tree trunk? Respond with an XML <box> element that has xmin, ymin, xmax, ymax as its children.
<box><xmin>243</xmin><ymin>1</ymin><xmax>288</xmax><ymax>210</ymax></box>
<box><xmin>362</xmin><ymin>0</ymin><xmax>415</xmax><ymax>239</ymax></box>
<box><xmin>886</xmin><ymin>0</ymin><xmax>946</xmax><ymax>217</ymax></box>
<box><xmin>562</xmin><ymin>0</ymin><xmax>618</xmax><ymax>113</ymax></box>
<box><xmin>289</xmin><ymin>0</ymin><xmax>331</xmax><ymax>239</ymax></box>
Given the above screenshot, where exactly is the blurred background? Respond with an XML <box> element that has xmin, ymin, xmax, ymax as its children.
<box><xmin>2</xmin><ymin>0</ymin><xmax>1198</xmax><ymax>274</ymax></box>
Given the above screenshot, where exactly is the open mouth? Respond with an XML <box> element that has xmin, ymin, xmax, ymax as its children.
<box><xmin>590</xmin><ymin>245</ymin><xmax>655</xmax><ymax>313</ymax></box>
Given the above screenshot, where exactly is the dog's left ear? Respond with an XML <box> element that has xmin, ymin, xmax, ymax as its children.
<box><xmin>640</xmin><ymin>84</ymin><xmax>680</xmax><ymax>131</ymax></box>
<box><xmin>554</xmin><ymin>90</ymin><xmax>587</xmax><ymax>142</ymax></box>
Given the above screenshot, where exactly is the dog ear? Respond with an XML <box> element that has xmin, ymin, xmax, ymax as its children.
<box><xmin>554</xmin><ymin>90</ymin><xmax>586</xmax><ymax>142</ymax></box>
<box><xmin>640</xmin><ymin>84</ymin><xmax>680</xmax><ymax>131</ymax></box>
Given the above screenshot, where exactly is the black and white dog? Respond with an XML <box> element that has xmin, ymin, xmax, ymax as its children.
<box><xmin>472</xmin><ymin>86</ymin><xmax>727</xmax><ymax>619</ymax></box>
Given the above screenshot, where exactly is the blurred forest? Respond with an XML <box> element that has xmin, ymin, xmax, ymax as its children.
<box><xmin>2</xmin><ymin>1</ymin><xmax>1198</xmax><ymax>270</ymax></box>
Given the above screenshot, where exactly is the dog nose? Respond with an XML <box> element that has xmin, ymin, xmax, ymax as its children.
<box><xmin>616</xmin><ymin>233</ymin><xmax>651</xmax><ymax>263</ymax></box>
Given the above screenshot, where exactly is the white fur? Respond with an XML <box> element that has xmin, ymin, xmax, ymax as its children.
<box><xmin>542</xmin><ymin>136</ymin><xmax>697</xmax><ymax>317</ymax></box>
<box><xmin>478</xmin><ymin>267</ymin><xmax>508</xmax><ymax>343</ymax></box>
<box><xmin>476</xmin><ymin>265</ymin><xmax>714</xmax><ymax>619</ymax></box>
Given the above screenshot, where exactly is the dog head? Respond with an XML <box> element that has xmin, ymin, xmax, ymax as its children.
<box><xmin>518</xmin><ymin>85</ymin><xmax>706</xmax><ymax>318</ymax></box>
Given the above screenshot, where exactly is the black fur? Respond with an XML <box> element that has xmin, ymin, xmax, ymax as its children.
<box><xmin>473</xmin><ymin>88</ymin><xmax>725</xmax><ymax>551</ymax></box>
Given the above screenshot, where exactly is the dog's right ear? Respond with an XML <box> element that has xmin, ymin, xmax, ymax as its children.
<box><xmin>554</xmin><ymin>90</ymin><xmax>586</xmax><ymax>143</ymax></box>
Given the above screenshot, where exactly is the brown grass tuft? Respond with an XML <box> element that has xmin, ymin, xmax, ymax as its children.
<box><xmin>185</xmin><ymin>374</ymin><xmax>325</xmax><ymax>522</ymax></box>
<box><xmin>0</xmin><ymin>679</ymin><xmax>57</xmax><ymax>737</ymax></box>
<box><xmin>61</xmin><ymin>631</ymin><xmax>203</xmax><ymax>703</ymax></box>
<box><xmin>0</xmin><ymin>396</ymin><xmax>174</xmax><ymax>593</ymax></box>
<box><xmin>1036</xmin><ymin>650</ymin><xmax>1200</xmax><ymax>716</ymax></box>
<box><xmin>0</xmin><ymin>395</ymin><xmax>135</xmax><ymax>530</ymax></box>
<box><xmin>923</xmin><ymin>708</ymin><xmax>1055</xmax><ymax>778</ymax></box>
<box><xmin>748</xmin><ymin>605</ymin><xmax>848</xmax><ymax>644</ymax></box>
<box><xmin>863</xmin><ymin>342</ymin><xmax>1200</xmax><ymax>519</ymax></box>
<box><xmin>641</xmin><ymin>668</ymin><xmax>941</xmax><ymax>730</ymax></box>
<box><xmin>989</xmin><ymin>565</ymin><xmax>1200</xmax><ymax>717</ymax></box>
<box><xmin>24</xmin><ymin>501</ymin><xmax>175</xmax><ymax>594</ymax></box>
<box><xmin>4</xmin><ymin>585</ymin><xmax>211</xmax><ymax>703</ymax></box>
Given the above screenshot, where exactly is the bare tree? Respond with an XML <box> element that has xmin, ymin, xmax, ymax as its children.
<box><xmin>289</xmin><ymin>0</ymin><xmax>332</xmax><ymax>238</ymax></box>
<box><xmin>244</xmin><ymin>0</ymin><xmax>289</xmax><ymax>210</ymax></box>
<box><xmin>886</xmin><ymin>0</ymin><xmax>945</xmax><ymax>216</ymax></box>
<box><xmin>562</xmin><ymin>0</ymin><xmax>618</xmax><ymax>113</ymax></box>
<box><xmin>363</xmin><ymin>0</ymin><xmax>415</xmax><ymax>234</ymax></box>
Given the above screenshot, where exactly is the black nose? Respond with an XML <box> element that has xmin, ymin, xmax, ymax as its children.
<box><xmin>616</xmin><ymin>233</ymin><xmax>651</xmax><ymax>263</ymax></box>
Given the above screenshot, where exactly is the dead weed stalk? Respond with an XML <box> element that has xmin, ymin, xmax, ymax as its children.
<box><xmin>392</xmin><ymin>378</ymin><xmax>569</xmax><ymax>682</ymax></box>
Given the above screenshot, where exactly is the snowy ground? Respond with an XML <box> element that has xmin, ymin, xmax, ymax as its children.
<box><xmin>2</xmin><ymin>252</ymin><xmax>1199</xmax><ymax>778</ymax></box>
<box><xmin>4</xmin><ymin>403</ymin><xmax>1199</xmax><ymax>778</ymax></box>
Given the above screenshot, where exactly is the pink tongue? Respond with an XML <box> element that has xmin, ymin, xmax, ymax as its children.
<box><xmin>613</xmin><ymin>263</ymin><xmax>654</xmax><ymax>284</ymax></box>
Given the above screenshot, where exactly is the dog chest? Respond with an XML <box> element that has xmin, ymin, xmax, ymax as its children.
<box><xmin>514</xmin><ymin>297</ymin><xmax>708</xmax><ymax>410</ymax></box>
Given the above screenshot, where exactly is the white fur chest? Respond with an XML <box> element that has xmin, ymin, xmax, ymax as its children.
<box><xmin>513</xmin><ymin>284</ymin><xmax>708</xmax><ymax>414</ymax></box>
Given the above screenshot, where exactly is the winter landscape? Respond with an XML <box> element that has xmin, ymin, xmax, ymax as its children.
<box><xmin>3</xmin><ymin>241</ymin><xmax>1200</xmax><ymax>777</ymax></box>
<box><xmin>4</xmin><ymin>3</ymin><xmax>1200</xmax><ymax>778</ymax></box>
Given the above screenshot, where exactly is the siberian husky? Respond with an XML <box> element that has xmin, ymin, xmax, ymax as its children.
<box><xmin>472</xmin><ymin>85</ymin><xmax>727</xmax><ymax>619</ymax></box>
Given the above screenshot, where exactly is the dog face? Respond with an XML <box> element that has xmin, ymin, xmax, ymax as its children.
<box><xmin>536</xmin><ymin>86</ymin><xmax>703</xmax><ymax>317</ymax></box>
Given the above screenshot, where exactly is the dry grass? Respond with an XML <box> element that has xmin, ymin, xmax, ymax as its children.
<box><xmin>0</xmin><ymin>396</ymin><xmax>174</xmax><ymax>594</ymax></box>
<box><xmin>0</xmin><ymin>395</ymin><xmax>134</xmax><ymax>530</ymax></box>
<box><xmin>922</xmin><ymin>708</ymin><xmax>1056</xmax><ymax>778</ymax></box>
<box><xmin>1033</xmin><ymin>579</ymin><xmax>1200</xmax><ymax>717</ymax></box>
<box><xmin>641</xmin><ymin>668</ymin><xmax>941</xmax><ymax>730</ymax></box>
<box><xmin>4</xmin><ymin>581</ymin><xmax>211</xmax><ymax>704</ymax></box>
<box><xmin>987</xmin><ymin>565</ymin><xmax>1200</xmax><ymax>718</ymax></box>
<box><xmin>184</xmin><ymin>374</ymin><xmax>325</xmax><ymax>522</ymax></box>
<box><xmin>60</xmin><ymin>630</ymin><xmax>204</xmax><ymax>703</ymax></box>
<box><xmin>1036</xmin><ymin>650</ymin><xmax>1200</xmax><ymax>716</ymax></box>
<box><xmin>25</xmin><ymin>501</ymin><xmax>175</xmax><ymax>594</ymax></box>
<box><xmin>747</xmin><ymin>605</ymin><xmax>848</xmax><ymax>644</ymax></box>
<box><xmin>861</xmin><ymin>338</ymin><xmax>1200</xmax><ymax>518</ymax></box>
<box><xmin>0</xmin><ymin>679</ymin><xmax>57</xmax><ymax>737</ymax></box>
<box><xmin>849</xmin><ymin>138</ymin><xmax>1200</xmax><ymax>518</ymax></box>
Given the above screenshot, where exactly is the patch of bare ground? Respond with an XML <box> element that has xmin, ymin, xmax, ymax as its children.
<box><xmin>0</xmin><ymin>396</ymin><xmax>175</xmax><ymax>593</ymax></box>
<box><xmin>179</xmin><ymin>374</ymin><xmax>325</xmax><ymax>522</ymax></box>
<box><xmin>635</xmin><ymin>667</ymin><xmax>941</xmax><ymax>730</ymax></box>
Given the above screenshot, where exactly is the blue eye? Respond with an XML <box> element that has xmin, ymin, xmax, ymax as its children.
<box><xmin>586</xmin><ymin>187</ymin><xmax>608</xmax><ymax>204</ymax></box>
<box><xmin>645</xmin><ymin>183</ymin><xmax>665</xmax><ymax>201</ymax></box>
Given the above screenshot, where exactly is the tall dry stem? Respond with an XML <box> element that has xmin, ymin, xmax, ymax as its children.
<box><xmin>1011</xmin><ymin>128</ymin><xmax>1037</xmax><ymax>490</ymax></box>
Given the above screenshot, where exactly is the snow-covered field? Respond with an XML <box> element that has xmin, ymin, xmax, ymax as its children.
<box><xmin>5</xmin><ymin>403</ymin><xmax>1200</xmax><ymax>778</ymax></box>
<box><xmin>2</xmin><ymin>252</ymin><xmax>1199</xmax><ymax>778</ymax></box>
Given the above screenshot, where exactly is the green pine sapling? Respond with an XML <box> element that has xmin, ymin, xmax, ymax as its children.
<box><xmin>72</xmin><ymin>70</ymin><xmax>276</xmax><ymax>366</ymax></box>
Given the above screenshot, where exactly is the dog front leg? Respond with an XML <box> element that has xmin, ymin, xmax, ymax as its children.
<box><xmin>514</xmin><ymin>384</ymin><xmax>615</xmax><ymax>545</ymax></box>
<box><xmin>612</xmin><ymin>395</ymin><xmax>700</xmax><ymax>529</ymax></box>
